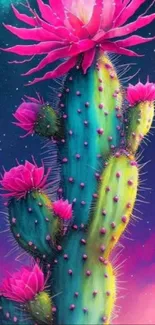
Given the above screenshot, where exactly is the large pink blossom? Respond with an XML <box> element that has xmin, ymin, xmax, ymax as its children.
<box><xmin>0</xmin><ymin>264</ymin><xmax>45</xmax><ymax>303</ymax></box>
<box><xmin>0</xmin><ymin>160</ymin><xmax>50</xmax><ymax>198</ymax></box>
<box><xmin>2</xmin><ymin>0</ymin><xmax>155</xmax><ymax>84</ymax></box>
<box><xmin>127</xmin><ymin>81</ymin><xmax>155</xmax><ymax>106</ymax></box>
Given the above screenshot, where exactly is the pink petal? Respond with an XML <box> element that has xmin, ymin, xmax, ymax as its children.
<box><xmin>3</xmin><ymin>25</ymin><xmax>62</xmax><ymax>42</ymax></box>
<box><xmin>49</xmin><ymin>0</ymin><xmax>65</xmax><ymax>21</ymax></box>
<box><xmin>28</xmin><ymin>56</ymin><xmax>78</xmax><ymax>84</ymax></box>
<box><xmin>115</xmin><ymin>35</ymin><xmax>155</xmax><ymax>48</ymax></box>
<box><xmin>101</xmin><ymin>0</ymin><xmax>115</xmax><ymax>30</ymax></box>
<box><xmin>24</xmin><ymin>40</ymin><xmax>94</xmax><ymax>76</ymax></box>
<box><xmin>32</xmin><ymin>167</ymin><xmax>44</xmax><ymax>187</ymax></box>
<box><xmin>37</xmin><ymin>0</ymin><xmax>62</xmax><ymax>26</ymax></box>
<box><xmin>115</xmin><ymin>0</ymin><xmax>147</xmax><ymax>27</ymax></box>
<box><xmin>33</xmin><ymin>264</ymin><xmax>44</xmax><ymax>292</ymax></box>
<box><xmin>11</xmin><ymin>4</ymin><xmax>36</xmax><ymax>27</ymax></box>
<box><xmin>27</xmin><ymin>273</ymin><xmax>38</xmax><ymax>295</ymax></box>
<box><xmin>82</xmin><ymin>48</ymin><xmax>96</xmax><ymax>74</ymax></box>
<box><xmin>3</xmin><ymin>41</ymin><xmax>64</xmax><ymax>56</ymax></box>
<box><xmin>85</xmin><ymin>0</ymin><xmax>103</xmax><ymax>36</ymax></box>
<box><xmin>101</xmin><ymin>42</ymin><xmax>142</xmax><ymax>56</ymax></box>
<box><xmin>22</xmin><ymin>46</ymin><xmax>69</xmax><ymax>76</ymax></box>
<box><xmin>66</xmin><ymin>12</ymin><xmax>89</xmax><ymax>38</ymax></box>
<box><xmin>114</xmin><ymin>0</ymin><xmax>124</xmax><ymax>21</ymax></box>
<box><xmin>104</xmin><ymin>14</ymin><xmax>155</xmax><ymax>39</ymax></box>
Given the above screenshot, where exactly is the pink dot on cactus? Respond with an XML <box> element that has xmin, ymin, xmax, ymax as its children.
<box><xmin>68</xmin><ymin>269</ymin><xmax>73</xmax><ymax>275</ymax></box>
<box><xmin>80</xmin><ymin>182</ymin><xmax>85</xmax><ymax>188</ymax></box>
<box><xmin>83</xmin><ymin>308</ymin><xmax>88</xmax><ymax>313</ymax></box>
<box><xmin>86</xmin><ymin>270</ymin><xmax>91</xmax><ymax>276</ymax></box>
<box><xmin>28</xmin><ymin>241</ymin><xmax>33</xmax><ymax>246</ymax></box>
<box><xmin>76</xmin><ymin>91</ymin><xmax>81</xmax><ymax>96</ymax></box>
<box><xmin>116</xmin><ymin>172</ymin><xmax>121</xmax><ymax>178</ymax></box>
<box><xmin>82</xmin><ymin>254</ymin><xmax>88</xmax><ymax>260</ymax></box>
<box><xmin>0</xmin><ymin>160</ymin><xmax>51</xmax><ymax>199</ymax></box>
<box><xmin>98</xmin><ymin>86</ymin><xmax>103</xmax><ymax>92</ymax></box>
<box><xmin>97</xmin><ymin>128</ymin><xmax>104</xmax><ymax>135</ymax></box>
<box><xmin>127</xmin><ymin>202</ymin><xmax>131</xmax><ymax>209</ymax></box>
<box><xmin>100</xmin><ymin>228</ymin><xmax>107</xmax><ymax>235</ymax></box>
<box><xmin>113</xmin><ymin>196</ymin><xmax>119</xmax><ymax>203</ymax></box>
<box><xmin>64</xmin><ymin>254</ymin><xmax>68</xmax><ymax>260</ymax></box>
<box><xmin>1</xmin><ymin>264</ymin><xmax>45</xmax><ymax>303</ymax></box>
<box><xmin>81</xmin><ymin>238</ymin><xmax>86</xmax><ymax>245</ymax></box>
<box><xmin>111</xmin><ymin>222</ymin><xmax>116</xmax><ymax>229</ymax></box>
<box><xmin>102</xmin><ymin>316</ymin><xmax>107</xmax><ymax>322</ymax></box>
<box><xmin>76</xmin><ymin>154</ymin><xmax>81</xmax><ymax>159</ymax></box>
<box><xmin>106</xmin><ymin>291</ymin><xmax>111</xmax><ymax>296</ymax></box>
<box><xmin>99</xmin><ymin>103</ymin><xmax>104</xmax><ymax>109</ymax></box>
<box><xmin>69</xmin><ymin>177</ymin><xmax>74</xmax><ymax>183</ymax></box>
<box><xmin>99</xmin><ymin>256</ymin><xmax>104</xmax><ymax>263</ymax></box>
<box><xmin>85</xmin><ymin>102</ymin><xmax>90</xmax><ymax>107</ymax></box>
<box><xmin>93</xmin><ymin>290</ymin><xmax>98</xmax><ymax>297</ymax></box>
<box><xmin>6</xmin><ymin>312</ymin><xmax>10</xmax><ymax>318</ymax></box>
<box><xmin>12</xmin><ymin>218</ymin><xmax>16</xmax><ymax>224</ymax></box>
<box><xmin>53</xmin><ymin>199</ymin><xmax>72</xmax><ymax>221</ymax></box>
<box><xmin>62</xmin><ymin>157</ymin><xmax>68</xmax><ymax>163</ymax></box>
<box><xmin>106</xmin><ymin>186</ymin><xmax>110</xmax><ymax>192</ymax></box>
<box><xmin>130</xmin><ymin>161</ymin><xmax>138</xmax><ymax>167</ymax></box>
<box><xmin>70</xmin><ymin>304</ymin><xmax>75</xmax><ymax>310</ymax></box>
<box><xmin>52</xmin><ymin>307</ymin><xmax>57</xmax><ymax>313</ymax></box>
<box><xmin>74</xmin><ymin>292</ymin><xmax>79</xmax><ymax>297</ymax></box>
<box><xmin>100</xmin><ymin>245</ymin><xmax>106</xmax><ymax>252</ymax></box>
<box><xmin>103</xmin><ymin>259</ymin><xmax>108</xmax><ymax>266</ymax></box>
<box><xmin>122</xmin><ymin>216</ymin><xmax>127</xmax><ymax>223</ymax></box>
<box><xmin>57</xmin><ymin>245</ymin><xmax>62</xmax><ymax>251</ymax></box>
<box><xmin>102</xmin><ymin>210</ymin><xmax>107</xmax><ymax>216</ymax></box>
<box><xmin>128</xmin><ymin>179</ymin><xmax>133</xmax><ymax>186</ymax></box>
<box><xmin>46</xmin><ymin>235</ymin><xmax>51</xmax><ymax>241</ymax></box>
<box><xmin>13</xmin><ymin>316</ymin><xmax>18</xmax><ymax>323</ymax></box>
<box><xmin>72</xmin><ymin>224</ymin><xmax>78</xmax><ymax>230</ymax></box>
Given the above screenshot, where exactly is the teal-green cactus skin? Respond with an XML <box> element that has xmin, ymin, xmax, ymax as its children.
<box><xmin>0</xmin><ymin>297</ymin><xmax>34</xmax><ymax>325</ymax></box>
<box><xmin>58</xmin><ymin>54</ymin><xmax>123</xmax><ymax>226</ymax></box>
<box><xmin>8</xmin><ymin>191</ymin><xmax>59</xmax><ymax>261</ymax></box>
<box><xmin>35</xmin><ymin>104</ymin><xmax>61</xmax><ymax>139</ymax></box>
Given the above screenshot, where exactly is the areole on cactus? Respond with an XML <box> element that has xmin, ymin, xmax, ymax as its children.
<box><xmin>0</xmin><ymin>0</ymin><xmax>155</xmax><ymax>325</ymax></box>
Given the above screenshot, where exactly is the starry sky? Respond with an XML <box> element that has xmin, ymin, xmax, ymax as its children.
<box><xmin>0</xmin><ymin>1</ymin><xmax>155</xmax><ymax>324</ymax></box>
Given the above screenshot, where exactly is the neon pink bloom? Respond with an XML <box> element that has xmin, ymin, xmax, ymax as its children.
<box><xmin>0</xmin><ymin>160</ymin><xmax>50</xmax><ymax>198</ymax></box>
<box><xmin>53</xmin><ymin>199</ymin><xmax>72</xmax><ymax>220</ymax></box>
<box><xmin>13</xmin><ymin>102</ymin><xmax>41</xmax><ymax>136</ymax></box>
<box><xmin>2</xmin><ymin>0</ymin><xmax>155</xmax><ymax>84</ymax></box>
<box><xmin>1</xmin><ymin>264</ymin><xmax>45</xmax><ymax>303</ymax></box>
<box><xmin>127</xmin><ymin>81</ymin><xmax>155</xmax><ymax>106</ymax></box>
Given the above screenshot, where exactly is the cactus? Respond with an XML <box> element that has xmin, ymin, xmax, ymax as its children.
<box><xmin>0</xmin><ymin>1</ymin><xmax>155</xmax><ymax>325</ymax></box>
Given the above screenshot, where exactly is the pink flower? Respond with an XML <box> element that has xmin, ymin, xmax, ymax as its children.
<box><xmin>13</xmin><ymin>102</ymin><xmax>40</xmax><ymax>136</ymax></box>
<box><xmin>13</xmin><ymin>94</ymin><xmax>44</xmax><ymax>137</ymax></box>
<box><xmin>0</xmin><ymin>160</ymin><xmax>50</xmax><ymax>198</ymax></box>
<box><xmin>127</xmin><ymin>81</ymin><xmax>155</xmax><ymax>106</ymax></box>
<box><xmin>2</xmin><ymin>0</ymin><xmax>155</xmax><ymax>84</ymax></box>
<box><xmin>0</xmin><ymin>264</ymin><xmax>45</xmax><ymax>303</ymax></box>
<box><xmin>53</xmin><ymin>199</ymin><xmax>72</xmax><ymax>220</ymax></box>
